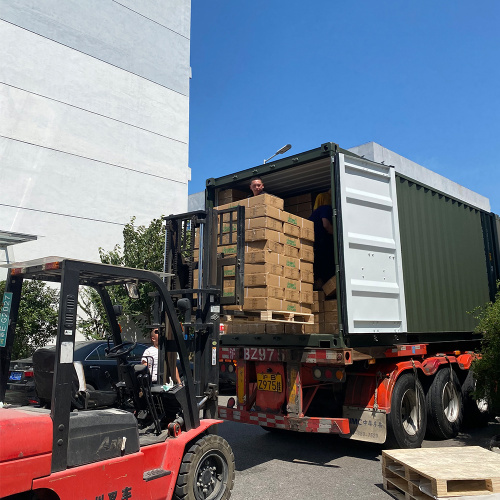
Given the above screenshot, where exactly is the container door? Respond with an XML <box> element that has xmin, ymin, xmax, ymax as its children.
<box><xmin>337</xmin><ymin>153</ymin><xmax>407</xmax><ymax>334</ymax></box>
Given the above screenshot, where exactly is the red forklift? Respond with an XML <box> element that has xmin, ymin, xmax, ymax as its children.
<box><xmin>0</xmin><ymin>240</ymin><xmax>235</xmax><ymax>499</ymax></box>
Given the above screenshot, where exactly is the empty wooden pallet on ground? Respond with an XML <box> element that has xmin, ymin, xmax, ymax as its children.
<box><xmin>382</xmin><ymin>446</ymin><xmax>500</xmax><ymax>500</ymax></box>
<box><xmin>259</xmin><ymin>310</ymin><xmax>314</xmax><ymax>324</ymax></box>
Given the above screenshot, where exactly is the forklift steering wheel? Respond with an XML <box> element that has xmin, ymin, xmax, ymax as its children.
<box><xmin>105</xmin><ymin>342</ymin><xmax>137</xmax><ymax>359</ymax></box>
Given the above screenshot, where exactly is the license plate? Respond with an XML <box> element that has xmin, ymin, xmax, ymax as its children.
<box><xmin>256</xmin><ymin>373</ymin><xmax>282</xmax><ymax>392</ymax></box>
<box><xmin>9</xmin><ymin>371</ymin><xmax>22</xmax><ymax>381</ymax></box>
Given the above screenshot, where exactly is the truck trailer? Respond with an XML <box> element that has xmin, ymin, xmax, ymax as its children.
<box><xmin>182</xmin><ymin>142</ymin><xmax>499</xmax><ymax>449</ymax></box>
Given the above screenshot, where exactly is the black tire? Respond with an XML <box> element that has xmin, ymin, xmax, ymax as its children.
<box><xmin>461</xmin><ymin>371</ymin><xmax>491</xmax><ymax>428</ymax></box>
<box><xmin>425</xmin><ymin>368</ymin><xmax>463</xmax><ymax>439</ymax></box>
<box><xmin>386</xmin><ymin>373</ymin><xmax>427</xmax><ymax>449</ymax></box>
<box><xmin>174</xmin><ymin>434</ymin><xmax>235</xmax><ymax>500</ymax></box>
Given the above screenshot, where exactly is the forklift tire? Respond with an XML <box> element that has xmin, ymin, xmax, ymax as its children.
<box><xmin>386</xmin><ymin>373</ymin><xmax>427</xmax><ymax>449</ymax></box>
<box><xmin>425</xmin><ymin>368</ymin><xmax>463</xmax><ymax>439</ymax></box>
<box><xmin>174</xmin><ymin>434</ymin><xmax>235</xmax><ymax>500</ymax></box>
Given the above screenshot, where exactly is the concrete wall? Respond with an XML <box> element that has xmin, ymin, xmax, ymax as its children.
<box><xmin>0</xmin><ymin>1</ymin><xmax>191</xmax><ymax>269</ymax></box>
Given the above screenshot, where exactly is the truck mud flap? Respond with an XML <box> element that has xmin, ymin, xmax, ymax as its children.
<box><xmin>341</xmin><ymin>406</ymin><xmax>387</xmax><ymax>444</ymax></box>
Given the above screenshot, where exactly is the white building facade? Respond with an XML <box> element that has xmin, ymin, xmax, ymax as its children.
<box><xmin>0</xmin><ymin>1</ymin><xmax>191</xmax><ymax>268</ymax></box>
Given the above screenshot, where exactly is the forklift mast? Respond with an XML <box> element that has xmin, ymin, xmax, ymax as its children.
<box><xmin>163</xmin><ymin>206</ymin><xmax>245</xmax><ymax>418</ymax></box>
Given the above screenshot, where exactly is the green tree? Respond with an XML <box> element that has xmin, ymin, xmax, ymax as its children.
<box><xmin>0</xmin><ymin>280</ymin><xmax>59</xmax><ymax>359</ymax></box>
<box><xmin>472</xmin><ymin>288</ymin><xmax>500</xmax><ymax>414</ymax></box>
<box><xmin>77</xmin><ymin>216</ymin><xmax>166</xmax><ymax>339</ymax></box>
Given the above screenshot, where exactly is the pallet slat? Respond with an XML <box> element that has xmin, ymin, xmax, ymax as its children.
<box><xmin>382</xmin><ymin>447</ymin><xmax>500</xmax><ymax>499</ymax></box>
<box><xmin>259</xmin><ymin>310</ymin><xmax>314</xmax><ymax>324</ymax></box>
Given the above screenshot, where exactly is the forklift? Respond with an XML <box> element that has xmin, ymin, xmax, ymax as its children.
<box><xmin>0</xmin><ymin>205</ymin><xmax>244</xmax><ymax>500</ymax></box>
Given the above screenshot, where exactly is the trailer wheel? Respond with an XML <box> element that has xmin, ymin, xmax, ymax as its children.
<box><xmin>174</xmin><ymin>434</ymin><xmax>235</xmax><ymax>500</ymax></box>
<box><xmin>386</xmin><ymin>373</ymin><xmax>427</xmax><ymax>449</ymax></box>
<box><xmin>425</xmin><ymin>368</ymin><xmax>463</xmax><ymax>439</ymax></box>
<box><xmin>461</xmin><ymin>371</ymin><xmax>491</xmax><ymax>428</ymax></box>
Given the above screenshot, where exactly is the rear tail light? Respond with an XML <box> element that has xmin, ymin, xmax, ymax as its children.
<box><xmin>24</xmin><ymin>371</ymin><xmax>34</xmax><ymax>378</ymax></box>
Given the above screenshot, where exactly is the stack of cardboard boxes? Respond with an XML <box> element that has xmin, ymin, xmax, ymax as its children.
<box><xmin>213</xmin><ymin>194</ymin><xmax>315</xmax><ymax>318</ymax></box>
<box><xmin>304</xmin><ymin>281</ymin><xmax>338</xmax><ymax>334</ymax></box>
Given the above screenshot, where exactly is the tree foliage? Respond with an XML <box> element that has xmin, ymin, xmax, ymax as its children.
<box><xmin>77</xmin><ymin>216</ymin><xmax>165</xmax><ymax>339</ymax></box>
<box><xmin>472</xmin><ymin>288</ymin><xmax>500</xmax><ymax>414</ymax></box>
<box><xmin>0</xmin><ymin>280</ymin><xmax>59</xmax><ymax>359</ymax></box>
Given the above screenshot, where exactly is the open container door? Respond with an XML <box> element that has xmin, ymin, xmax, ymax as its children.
<box><xmin>336</xmin><ymin>153</ymin><xmax>407</xmax><ymax>339</ymax></box>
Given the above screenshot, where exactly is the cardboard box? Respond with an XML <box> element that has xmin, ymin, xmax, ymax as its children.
<box><xmin>246</xmin><ymin>240</ymin><xmax>284</xmax><ymax>254</ymax></box>
<box><xmin>245</xmin><ymin>286</ymin><xmax>285</xmax><ymax>300</ymax></box>
<box><xmin>217</xmin><ymin>188</ymin><xmax>247</xmax><ymax>204</ymax></box>
<box><xmin>284</xmin><ymin>323</ymin><xmax>304</xmax><ymax>334</ymax></box>
<box><xmin>284</xmin><ymin>193</ymin><xmax>313</xmax><ymax>206</ymax></box>
<box><xmin>323</xmin><ymin>311</ymin><xmax>338</xmax><ymax>323</ymax></box>
<box><xmin>284</xmin><ymin>266</ymin><xmax>300</xmax><ymax>280</ymax></box>
<box><xmin>216</xmin><ymin>193</ymin><xmax>284</xmax><ymax>211</ymax></box>
<box><xmin>246</xmin><ymin>217</ymin><xmax>283</xmax><ymax>232</ymax></box>
<box><xmin>285</xmin><ymin>289</ymin><xmax>300</xmax><ymax>302</ymax></box>
<box><xmin>299</xmin><ymin>246</ymin><xmax>314</xmax><ymax>262</ymax></box>
<box><xmin>319</xmin><ymin>323</ymin><xmax>339</xmax><ymax>334</ymax></box>
<box><xmin>300</xmin><ymin>268</ymin><xmax>314</xmax><ymax>283</ymax></box>
<box><xmin>283</xmin><ymin>222</ymin><xmax>300</xmax><ymax>238</ymax></box>
<box><xmin>242</xmin><ymin>297</ymin><xmax>286</xmax><ymax>311</ymax></box>
<box><xmin>300</xmin><ymin>291</ymin><xmax>314</xmax><ymax>304</ymax></box>
<box><xmin>244</xmin><ymin>273</ymin><xmax>281</xmax><ymax>287</ymax></box>
<box><xmin>283</xmin><ymin>244</ymin><xmax>300</xmax><ymax>259</ymax></box>
<box><xmin>223</xmin><ymin>266</ymin><xmax>236</xmax><ymax>277</ymax></box>
<box><xmin>245</xmin><ymin>263</ymin><xmax>284</xmax><ymax>276</ymax></box>
<box><xmin>322</xmin><ymin>276</ymin><xmax>337</xmax><ymax>297</ymax></box>
<box><xmin>266</xmin><ymin>323</ymin><xmax>285</xmax><ymax>334</ymax></box>
<box><xmin>219</xmin><ymin>244</ymin><xmax>238</xmax><ymax>255</ymax></box>
<box><xmin>245</xmin><ymin>250</ymin><xmax>280</xmax><ymax>265</ymax></box>
<box><xmin>323</xmin><ymin>299</ymin><xmax>337</xmax><ymax>312</ymax></box>
<box><xmin>244</xmin><ymin>274</ymin><xmax>297</xmax><ymax>289</ymax></box>
<box><xmin>300</xmin><ymin>281</ymin><xmax>314</xmax><ymax>294</ymax></box>
<box><xmin>245</xmin><ymin>228</ymin><xmax>281</xmax><ymax>243</ymax></box>
<box><xmin>303</xmin><ymin>324</ymin><xmax>320</xmax><ymax>334</ymax></box>
<box><xmin>300</xmin><ymin>226</ymin><xmax>315</xmax><ymax>242</ymax></box>
<box><xmin>278</xmin><ymin>255</ymin><xmax>300</xmax><ymax>270</ymax></box>
<box><xmin>222</xmin><ymin>288</ymin><xmax>235</xmax><ymax>297</ymax></box>
<box><xmin>245</xmin><ymin>204</ymin><xmax>282</xmax><ymax>221</ymax></box>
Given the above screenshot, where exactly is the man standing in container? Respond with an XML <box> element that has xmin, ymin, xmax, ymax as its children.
<box><xmin>249</xmin><ymin>177</ymin><xmax>266</xmax><ymax>196</ymax></box>
<box><xmin>309</xmin><ymin>191</ymin><xmax>335</xmax><ymax>289</ymax></box>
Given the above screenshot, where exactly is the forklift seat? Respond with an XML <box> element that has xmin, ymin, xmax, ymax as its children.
<box><xmin>33</xmin><ymin>347</ymin><xmax>118</xmax><ymax>409</ymax></box>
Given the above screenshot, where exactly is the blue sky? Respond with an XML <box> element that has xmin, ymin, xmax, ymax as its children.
<box><xmin>189</xmin><ymin>1</ymin><xmax>500</xmax><ymax>213</ymax></box>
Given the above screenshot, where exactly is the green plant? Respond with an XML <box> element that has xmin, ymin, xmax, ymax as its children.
<box><xmin>0</xmin><ymin>280</ymin><xmax>59</xmax><ymax>359</ymax></box>
<box><xmin>472</xmin><ymin>288</ymin><xmax>500</xmax><ymax>414</ymax></box>
<box><xmin>77</xmin><ymin>216</ymin><xmax>165</xmax><ymax>338</ymax></box>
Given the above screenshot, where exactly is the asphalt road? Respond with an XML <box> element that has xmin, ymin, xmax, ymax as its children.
<box><xmin>218</xmin><ymin>393</ymin><xmax>500</xmax><ymax>500</ymax></box>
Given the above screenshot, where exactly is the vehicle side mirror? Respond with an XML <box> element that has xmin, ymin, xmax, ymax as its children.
<box><xmin>125</xmin><ymin>282</ymin><xmax>139</xmax><ymax>299</ymax></box>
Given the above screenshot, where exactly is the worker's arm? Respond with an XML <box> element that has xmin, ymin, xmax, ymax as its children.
<box><xmin>322</xmin><ymin>217</ymin><xmax>333</xmax><ymax>235</ymax></box>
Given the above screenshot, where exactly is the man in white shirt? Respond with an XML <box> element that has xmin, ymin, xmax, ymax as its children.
<box><xmin>141</xmin><ymin>327</ymin><xmax>159</xmax><ymax>382</ymax></box>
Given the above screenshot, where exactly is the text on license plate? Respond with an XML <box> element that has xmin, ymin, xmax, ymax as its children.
<box><xmin>9</xmin><ymin>371</ymin><xmax>22</xmax><ymax>381</ymax></box>
<box><xmin>256</xmin><ymin>373</ymin><xmax>282</xmax><ymax>392</ymax></box>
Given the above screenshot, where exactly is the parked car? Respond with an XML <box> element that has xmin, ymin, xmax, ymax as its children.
<box><xmin>5</xmin><ymin>357</ymin><xmax>38</xmax><ymax>406</ymax></box>
<box><xmin>35</xmin><ymin>340</ymin><xmax>150</xmax><ymax>394</ymax></box>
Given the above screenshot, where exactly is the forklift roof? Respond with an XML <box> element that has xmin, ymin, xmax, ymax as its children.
<box><xmin>2</xmin><ymin>257</ymin><xmax>173</xmax><ymax>285</ymax></box>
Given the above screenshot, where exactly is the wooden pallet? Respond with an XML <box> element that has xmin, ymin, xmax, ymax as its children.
<box><xmin>259</xmin><ymin>310</ymin><xmax>314</xmax><ymax>324</ymax></box>
<box><xmin>382</xmin><ymin>447</ymin><xmax>500</xmax><ymax>499</ymax></box>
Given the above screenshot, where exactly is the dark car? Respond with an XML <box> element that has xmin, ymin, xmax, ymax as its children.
<box><xmin>34</xmin><ymin>340</ymin><xmax>149</xmax><ymax>395</ymax></box>
<box><xmin>5</xmin><ymin>357</ymin><xmax>38</xmax><ymax>406</ymax></box>
<box><xmin>4</xmin><ymin>340</ymin><xmax>149</xmax><ymax>406</ymax></box>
